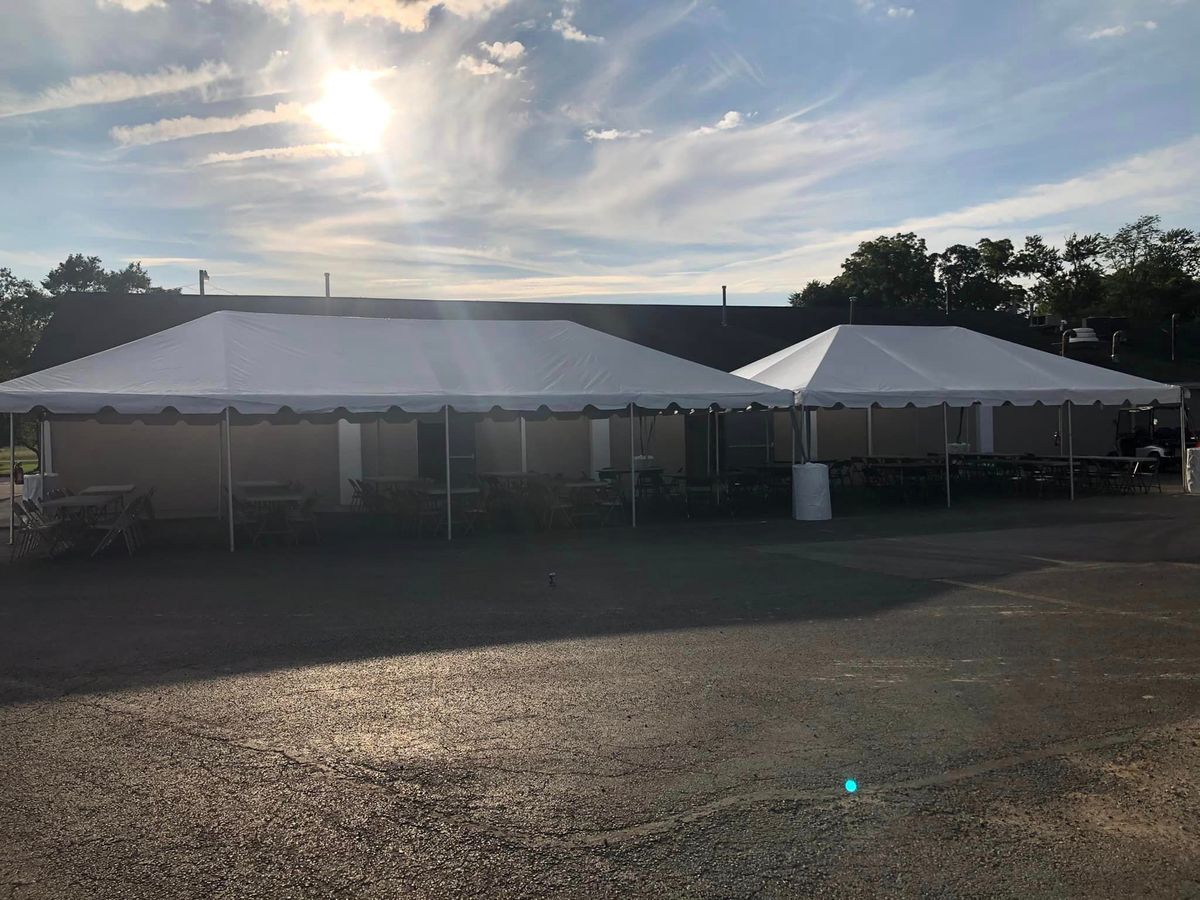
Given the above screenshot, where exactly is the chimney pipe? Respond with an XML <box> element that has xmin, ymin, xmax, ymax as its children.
<box><xmin>324</xmin><ymin>272</ymin><xmax>331</xmax><ymax>298</ymax></box>
<box><xmin>721</xmin><ymin>285</ymin><xmax>727</xmax><ymax>327</ymax></box>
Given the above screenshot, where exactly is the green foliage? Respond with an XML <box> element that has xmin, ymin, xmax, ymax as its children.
<box><xmin>789</xmin><ymin>216</ymin><xmax>1200</xmax><ymax>321</ymax></box>
<box><xmin>837</xmin><ymin>232</ymin><xmax>939</xmax><ymax>309</ymax></box>
<box><xmin>43</xmin><ymin>253</ymin><xmax>182</xmax><ymax>296</ymax></box>
<box><xmin>0</xmin><ymin>268</ymin><xmax>53</xmax><ymax>382</ymax></box>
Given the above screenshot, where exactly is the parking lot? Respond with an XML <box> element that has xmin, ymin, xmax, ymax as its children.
<box><xmin>2</xmin><ymin>493</ymin><xmax>1198</xmax><ymax>898</ymax></box>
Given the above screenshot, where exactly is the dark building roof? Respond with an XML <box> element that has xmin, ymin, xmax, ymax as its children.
<box><xmin>27</xmin><ymin>292</ymin><xmax>1198</xmax><ymax>384</ymax></box>
<box><xmin>29</xmin><ymin>292</ymin><xmax>1051</xmax><ymax>371</ymax></box>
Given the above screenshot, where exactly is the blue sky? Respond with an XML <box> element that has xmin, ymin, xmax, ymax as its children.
<box><xmin>1</xmin><ymin>0</ymin><xmax>1197</xmax><ymax>304</ymax></box>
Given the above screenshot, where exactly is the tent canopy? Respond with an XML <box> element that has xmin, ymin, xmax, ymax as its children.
<box><xmin>0</xmin><ymin>311</ymin><xmax>792</xmax><ymax>416</ymax></box>
<box><xmin>733</xmin><ymin>324</ymin><xmax>1183</xmax><ymax>409</ymax></box>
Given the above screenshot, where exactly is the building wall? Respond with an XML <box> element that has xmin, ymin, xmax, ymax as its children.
<box><xmin>525</xmin><ymin>417</ymin><xmax>591</xmax><ymax>476</ymax></box>
<box><xmin>608</xmin><ymin>411</ymin><xmax>688</xmax><ymax>473</ymax></box>
<box><xmin>476</xmin><ymin>418</ymin><xmax>522</xmax><ymax>474</ymax></box>
<box><xmin>360</xmin><ymin>420</ymin><xmax>419</xmax><ymax>478</ymax></box>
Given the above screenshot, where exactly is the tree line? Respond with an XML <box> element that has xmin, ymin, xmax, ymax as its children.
<box><xmin>0</xmin><ymin>254</ymin><xmax>179</xmax><ymax>382</ymax></box>
<box><xmin>789</xmin><ymin>215</ymin><xmax>1200</xmax><ymax>322</ymax></box>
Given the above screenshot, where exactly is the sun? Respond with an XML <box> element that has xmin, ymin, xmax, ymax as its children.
<box><xmin>307</xmin><ymin>70</ymin><xmax>393</xmax><ymax>152</ymax></box>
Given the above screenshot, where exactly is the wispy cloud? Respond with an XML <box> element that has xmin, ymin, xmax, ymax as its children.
<box><xmin>200</xmin><ymin>142</ymin><xmax>358</xmax><ymax>165</ymax></box>
<box><xmin>553</xmin><ymin>1</ymin><xmax>603</xmax><ymax>43</ymax></box>
<box><xmin>584</xmin><ymin>127</ymin><xmax>651</xmax><ymax>141</ymax></box>
<box><xmin>691</xmin><ymin>110</ymin><xmax>744</xmax><ymax>136</ymax></box>
<box><xmin>110</xmin><ymin>102</ymin><xmax>306</xmax><ymax>147</ymax></box>
<box><xmin>1085</xmin><ymin>19</ymin><xmax>1157</xmax><ymax>39</ymax></box>
<box><xmin>886</xmin><ymin>6</ymin><xmax>915</xmax><ymax>18</ymax></box>
<box><xmin>237</xmin><ymin>0</ymin><xmax>513</xmax><ymax>30</ymax></box>
<box><xmin>0</xmin><ymin>60</ymin><xmax>231</xmax><ymax>119</ymax></box>
<box><xmin>97</xmin><ymin>0</ymin><xmax>165</xmax><ymax>9</ymax></box>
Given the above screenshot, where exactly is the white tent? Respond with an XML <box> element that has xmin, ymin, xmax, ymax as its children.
<box><xmin>0</xmin><ymin>311</ymin><xmax>792</xmax><ymax>415</ymax></box>
<box><xmin>734</xmin><ymin>325</ymin><xmax>1187</xmax><ymax>504</ymax></box>
<box><xmin>2</xmin><ymin>311</ymin><xmax>792</xmax><ymax>546</ymax></box>
<box><xmin>733</xmin><ymin>325</ymin><xmax>1182</xmax><ymax>409</ymax></box>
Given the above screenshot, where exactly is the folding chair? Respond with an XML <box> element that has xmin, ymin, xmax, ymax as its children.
<box><xmin>287</xmin><ymin>494</ymin><xmax>321</xmax><ymax>543</ymax></box>
<box><xmin>10</xmin><ymin>501</ymin><xmax>66</xmax><ymax>562</ymax></box>
<box><xmin>89</xmin><ymin>504</ymin><xmax>139</xmax><ymax>557</ymax></box>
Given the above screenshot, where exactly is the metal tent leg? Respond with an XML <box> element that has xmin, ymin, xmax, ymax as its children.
<box><xmin>629</xmin><ymin>402</ymin><xmax>637</xmax><ymax>527</ymax></box>
<box><xmin>225</xmin><ymin>408</ymin><xmax>235</xmax><ymax>552</ymax></box>
<box><xmin>8</xmin><ymin>414</ymin><xmax>14</xmax><ymax>546</ymax></box>
<box><xmin>943</xmin><ymin>402</ymin><xmax>951</xmax><ymax>509</ymax></box>
<box><xmin>1182</xmin><ymin>388</ymin><xmax>1189</xmax><ymax>493</ymax></box>
<box><xmin>1067</xmin><ymin>401</ymin><xmax>1075</xmax><ymax>501</ymax></box>
<box><xmin>445</xmin><ymin>406</ymin><xmax>452</xmax><ymax>541</ymax></box>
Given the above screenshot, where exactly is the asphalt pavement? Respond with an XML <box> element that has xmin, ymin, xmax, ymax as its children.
<box><xmin>1</xmin><ymin>493</ymin><xmax>1198</xmax><ymax>898</ymax></box>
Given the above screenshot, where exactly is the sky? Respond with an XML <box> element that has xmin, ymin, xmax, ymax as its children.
<box><xmin>0</xmin><ymin>0</ymin><xmax>1197</xmax><ymax>305</ymax></box>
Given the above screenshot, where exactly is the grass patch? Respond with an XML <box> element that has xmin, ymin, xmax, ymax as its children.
<box><xmin>0</xmin><ymin>447</ymin><xmax>38</xmax><ymax>476</ymax></box>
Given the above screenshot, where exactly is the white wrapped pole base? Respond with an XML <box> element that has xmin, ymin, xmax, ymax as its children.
<box><xmin>1186</xmin><ymin>448</ymin><xmax>1199</xmax><ymax>495</ymax></box>
<box><xmin>793</xmin><ymin>463</ymin><xmax>832</xmax><ymax>521</ymax></box>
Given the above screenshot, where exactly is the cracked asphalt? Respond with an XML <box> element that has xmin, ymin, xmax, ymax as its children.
<box><xmin>2</xmin><ymin>493</ymin><xmax>1199</xmax><ymax>898</ymax></box>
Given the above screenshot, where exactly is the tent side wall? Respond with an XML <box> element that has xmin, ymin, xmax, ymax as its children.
<box><xmin>806</xmin><ymin>403</ymin><xmax>1125</xmax><ymax>459</ymax></box>
<box><xmin>49</xmin><ymin>418</ymin><xmax>342</xmax><ymax>517</ymax></box>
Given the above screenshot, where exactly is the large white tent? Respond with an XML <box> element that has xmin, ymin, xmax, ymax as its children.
<box><xmin>2</xmin><ymin>311</ymin><xmax>793</xmax><ymax>546</ymax></box>
<box><xmin>734</xmin><ymin>325</ymin><xmax>1187</xmax><ymax>503</ymax></box>
<box><xmin>0</xmin><ymin>311</ymin><xmax>792</xmax><ymax>416</ymax></box>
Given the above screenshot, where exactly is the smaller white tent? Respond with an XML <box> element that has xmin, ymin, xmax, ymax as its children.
<box><xmin>734</xmin><ymin>324</ymin><xmax>1187</xmax><ymax>505</ymax></box>
<box><xmin>733</xmin><ymin>324</ymin><xmax>1183</xmax><ymax>409</ymax></box>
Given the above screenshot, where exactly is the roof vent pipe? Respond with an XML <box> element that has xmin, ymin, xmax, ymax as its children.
<box><xmin>721</xmin><ymin>285</ymin><xmax>727</xmax><ymax>327</ymax></box>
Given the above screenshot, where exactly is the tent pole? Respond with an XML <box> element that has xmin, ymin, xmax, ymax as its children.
<box><xmin>943</xmin><ymin>402</ymin><xmax>951</xmax><ymax>509</ymax></box>
<box><xmin>1180</xmin><ymin>386</ymin><xmax>1190</xmax><ymax>494</ymax></box>
<box><xmin>8</xmin><ymin>414</ymin><xmax>14</xmax><ymax>545</ymax></box>
<box><xmin>217</xmin><ymin>416</ymin><xmax>223</xmax><ymax>518</ymax></box>
<box><xmin>445</xmin><ymin>406</ymin><xmax>452</xmax><ymax>541</ymax></box>
<box><xmin>1067</xmin><ymin>401</ymin><xmax>1075</xmax><ymax>501</ymax></box>
<box><xmin>714</xmin><ymin>409</ymin><xmax>722</xmax><ymax>507</ymax></box>
<box><xmin>224</xmin><ymin>408</ymin><xmax>235</xmax><ymax>552</ymax></box>
<box><xmin>629</xmin><ymin>402</ymin><xmax>637</xmax><ymax>527</ymax></box>
<box><xmin>789</xmin><ymin>407</ymin><xmax>798</xmax><ymax>466</ymax></box>
<box><xmin>519</xmin><ymin>415</ymin><xmax>528</xmax><ymax>473</ymax></box>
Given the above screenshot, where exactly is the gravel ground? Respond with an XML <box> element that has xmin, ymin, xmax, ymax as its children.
<box><xmin>1</xmin><ymin>494</ymin><xmax>1198</xmax><ymax>898</ymax></box>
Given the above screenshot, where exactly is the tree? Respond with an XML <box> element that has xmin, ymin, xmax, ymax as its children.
<box><xmin>932</xmin><ymin>240</ymin><xmax>1025</xmax><ymax>312</ymax></box>
<box><xmin>788</xmin><ymin>279</ymin><xmax>849</xmax><ymax>308</ymax></box>
<box><xmin>1102</xmin><ymin>217</ymin><xmax>1200</xmax><ymax>319</ymax></box>
<box><xmin>1014</xmin><ymin>235</ymin><xmax>1063</xmax><ymax>315</ymax></box>
<box><xmin>42</xmin><ymin>253</ymin><xmax>181</xmax><ymax>295</ymax></box>
<box><xmin>837</xmin><ymin>233</ymin><xmax>939</xmax><ymax>308</ymax></box>
<box><xmin>0</xmin><ymin>269</ymin><xmax>52</xmax><ymax>382</ymax></box>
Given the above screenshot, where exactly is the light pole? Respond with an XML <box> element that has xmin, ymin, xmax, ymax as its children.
<box><xmin>848</xmin><ymin>295</ymin><xmax>857</xmax><ymax>324</ymax></box>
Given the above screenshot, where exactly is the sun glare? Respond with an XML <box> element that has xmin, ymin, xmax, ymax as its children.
<box><xmin>307</xmin><ymin>70</ymin><xmax>393</xmax><ymax>152</ymax></box>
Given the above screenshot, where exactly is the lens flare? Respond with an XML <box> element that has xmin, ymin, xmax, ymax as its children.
<box><xmin>307</xmin><ymin>70</ymin><xmax>392</xmax><ymax>152</ymax></box>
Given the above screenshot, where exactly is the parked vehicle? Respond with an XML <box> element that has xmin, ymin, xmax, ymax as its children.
<box><xmin>1114</xmin><ymin>404</ymin><xmax>1197</xmax><ymax>464</ymax></box>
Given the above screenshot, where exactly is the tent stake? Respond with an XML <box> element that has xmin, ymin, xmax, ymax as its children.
<box><xmin>445</xmin><ymin>406</ymin><xmax>452</xmax><ymax>541</ymax></box>
<box><xmin>1067</xmin><ymin>401</ymin><xmax>1075</xmax><ymax>501</ymax></box>
<box><xmin>629</xmin><ymin>402</ymin><xmax>637</xmax><ymax>527</ymax></box>
<box><xmin>224</xmin><ymin>408</ymin><xmax>235</xmax><ymax>552</ymax></box>
<box><xmin>943</xmin><ymin>402</ymin><xmax>951</xmax><ymax>509</ymax></box>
